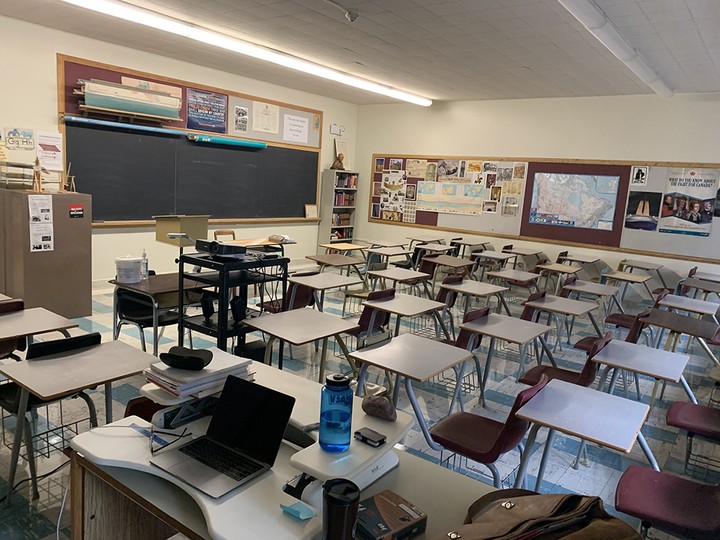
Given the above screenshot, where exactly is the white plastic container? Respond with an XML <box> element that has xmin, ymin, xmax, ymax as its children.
<box><xmin>115</xmin><ymin>256</ymin><xmax>143</xmax><ymax>283</ymax></box>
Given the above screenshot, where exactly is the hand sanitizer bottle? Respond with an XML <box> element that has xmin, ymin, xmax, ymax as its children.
<box><xmin>141</xmin><ymin>249</ymin><xmax>149</xmax><ymax>280</ymax></box>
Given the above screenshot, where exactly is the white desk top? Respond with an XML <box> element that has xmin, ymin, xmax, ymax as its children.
<box><xmin>368</xmin><ymin>267</ymin><xmax>430</xmax><ymax>283</ymax></box>
<box><xmin>563</xmin><ymin>280</ymin><xmax>620</xmax><ymax>297</ymax></box>
<box><xmin>604</xmin><ymin>270</ymin><xmax>651</xmax><ymax>284</ymax></box>
<box><xmin>473</xmin><ymin>250</ymin><xmax>515</xmax><ymax>261</ymax></box>
<box><xmin>349</xmin><ymin>333</ymin><xmax>471</xmax><ymax>381</ymax></box>
<box><xmin>536</xmin><ymin>262</ymin><xmax>581</xmax><ymax>274</ymax></box>
<box><xmin>524</xmin><ymin>294</ymin><xmax>598</xmax><ymax>317</ymax></box>
<box><xmin>305</xmin><ymin>253</ymin><xmax>365</xmax><ymax>266</ymax></box>
<box><xmin>288</xmin><ymin>273</ymin><xmax>362</xmax><ymax>291</ymax></box>
<box><xmin>367</xmin><ymin>239</ymin><xmax>407</xmax><ymax>248</ymax></box>
<box><xmin>0</xmin><ymin>307</ymin><xmax>78</xmax><ymax>340</ymax></box>
<box><xmin>363</xmin><ymin>293</ymin><xmax>445</xmax><ymax>317</ymax></box>
<box><xmin>406</xmin><ymin>234</ymin><xmax>445</xmax><ymax>243</ymax></box>
<box><xmin>516</xmin><ymin>379</ymin><xmax>650</xmax><ymax>453</ymax></box>
<box><xmin>0</xmin><ymin>293</ymin><xmax>10</xmax><ymax>301</ymax></box>
<box><xmin>621</xmin><ymin>259</ymin><xmax>663</xmax><ymax>271</ymax></box>
<box><xmin>0</xmin><ymin>340</ymin><xmax>151</xmax><ymax>400</ymax></box>
<box><xmin>364</xmin><ymin>246</ymin><xmax>413</xmax><ymax>257</ymax></box>
<box><xmin>72</xmin><ymin>358</ymin><xmax>416</xmax><ymax>540</ymax></box>
<box><xmin>487</xmin><ymin>269</ymin><xmax>540</xmax><ymax>282</ymax></box>
<box><xmin>418</xmin><ymin>243</ymin><xmax>453</xmax><ymax>253</ymax></box>
<box><xmin>508</xmin><ymin>247</ymin><xmax>542</xmax><ymax>256</ymax></box>
<box><xmin>559</xmin><ymin>253</ymin><xmax>600</xmax><ymax>264</ymax></box>
<box><xmin>460</xmin><ymin>313</ymin><xmax>551</xmax><ymax>344</ymax></box>
<box><xmin>659</xmin><ymin>294</ymin><xmax>720</xmax><ymax>316</ymax></box>
<box><xmin>591</xmin><ymin>340</ymin><xmax>689</xmax><ymax>383</ymax></box>
<box><xmin>440</xmin><ymin>279</ymin><xmax>509</xmax><ymax>297</ymax></box>
<box><xmin>242</xmin><ymin>308</ymin><xmax>358</xmax><ymax>345</ymax></box>
<box><xmin>694</xmin><ymin>271</ymin><xmax>720</xmax><ymax>284</ymax></box>
<box><xmin>423</xmin><ymin>254</ymin><xmax>475</xmax><ymax>268</ymax></box>
<box><xmin>318</xmin><ymin>242</ymin><xmax>367</xmax><ymax>252</ymax></box>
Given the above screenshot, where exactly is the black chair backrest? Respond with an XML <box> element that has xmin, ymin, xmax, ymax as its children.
<box><xmin>357</xmin><ymin>289</ymin><xmax>395</xmax><ymax>333</ymax></box>
<box><xmin>455</xmin><ymin>307</ymin><xmax>491</xmax><ymax>350</ymax></box>
<box><xmin>520</xmin><ymin>291</ymin><xmax>546</xmax><ymax>321</ymax></box>
<box><xmin>556</xmin><ymin>250</ymin><xmax>569</xmax><ymax>263</ymax></box>
<box><xmin>26</xmin><ymin>332</ymin><xmax>102</xmax><ymax>359</ymax></box>
<box><xmin>0</xmin><ymin>299</ymin><xmax>24</xmax><ymax>315</ymax></box>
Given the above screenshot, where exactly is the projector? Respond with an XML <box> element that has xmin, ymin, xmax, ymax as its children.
<box><xmin>195</xmin><ymin>239</ymin><xmax>246</xmax><ymax>256</ymax></box>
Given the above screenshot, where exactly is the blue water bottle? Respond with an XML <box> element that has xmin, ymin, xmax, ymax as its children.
<box><xmin>319</xmin><ymin>374</ymin><xmax>353</xmax><ymax>452</ymax></box>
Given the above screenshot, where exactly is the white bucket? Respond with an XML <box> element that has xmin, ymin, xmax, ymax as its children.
<box><xmin>115</xmin><ymin>256</ymin><xmax>142</xmax><ymax>283</ymax></box>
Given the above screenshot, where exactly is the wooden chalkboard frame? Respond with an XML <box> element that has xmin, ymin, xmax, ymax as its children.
<box><xmin>57</xmin><ymin>54</ymin><xmax>323</xmax><ymax>227</ymax></box>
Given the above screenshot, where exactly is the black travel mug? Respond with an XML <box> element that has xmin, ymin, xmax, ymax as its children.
<box><xmin>322</xmin><ymin>478</ymin><xmax>360</xmax><ymax>540</ymax></box>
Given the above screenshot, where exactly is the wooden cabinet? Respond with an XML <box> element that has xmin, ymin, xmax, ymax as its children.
<box><xmin>0</xmin><ymin>190</ymin><xmax>92</xmax><ymax>317</ymax></box>
<box><xmin>318</xmin><ymin>169</ymin><xmax>358</xmax><ymax>247</ymax></box>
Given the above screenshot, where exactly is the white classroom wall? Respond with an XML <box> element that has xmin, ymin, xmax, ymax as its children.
<box><xmin>0</xmin><ymin>16</ymin><xmax>358</xmax><ymax>290</ymax></box>
<box><xmin>354</xmin><ymin>96</ymin><xmax>720</xmax><ymax>279</ymax></box>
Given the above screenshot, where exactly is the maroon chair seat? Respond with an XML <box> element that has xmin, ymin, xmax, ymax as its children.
<box><xmin>667</xmin><ymin>402</ymin><xmax>720</xmax><ymax>440</ymax></box>
<box><xmin>519</xmin><ymin>332</ymin><xmax>612</xmax><ymax>387</ymax></box>
<box><xmin>615</xmin><ymin>465</ymin><xmax>720</xmax><ymax>540</ymax></box>
<box><xmin>429</xmin><ymin>375</ymin><xmax>549</xmax><ymax>488</ymax></box>
<box><xmin>574</xmin><ymin>308</ymin><xmax>649</xmax><ymax>353</ymax></box>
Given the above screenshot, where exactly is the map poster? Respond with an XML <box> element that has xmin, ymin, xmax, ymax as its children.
<box><xmin>658</xmin><ymin>168</ymin><xmax>718</xmax><ymax>237</ymax></box>
<box><xmin>186</xmin><ymin>89</ymin><xmax>227</xmax><ymax>133</ymax></box>
<box><xmin>528</xmin><ymin>172</ymin><xmax>619</xmax><ymax>230</ymax></box>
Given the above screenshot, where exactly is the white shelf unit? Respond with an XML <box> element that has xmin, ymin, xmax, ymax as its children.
<box><xmin>318</xmin><ymin>169</ymin><xmax>359</xmax><ymax>247</ymax></box>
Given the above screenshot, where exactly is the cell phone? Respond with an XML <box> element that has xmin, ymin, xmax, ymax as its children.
<box><xmin>354</xmin><ymin>427</ymin><xmax>386</xmax><ymax>447</ymax></box>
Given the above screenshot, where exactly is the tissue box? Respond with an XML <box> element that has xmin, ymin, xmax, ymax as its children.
<box><xmin>356</xmin><ymin>489</ymin><xmax>427</xmax><ymax>540</ymax></box>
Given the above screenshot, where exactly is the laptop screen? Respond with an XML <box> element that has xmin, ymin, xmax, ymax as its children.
<box><xmin>206</xmin><ymin>375</ymin><xmax>295</xmax><ymax>465</ymax></box>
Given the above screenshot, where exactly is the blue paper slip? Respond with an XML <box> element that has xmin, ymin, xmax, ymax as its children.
<box><xmin>280</xmin><ymin>502</ymin><xmax>316</xmax><ymax>520</ymax></box>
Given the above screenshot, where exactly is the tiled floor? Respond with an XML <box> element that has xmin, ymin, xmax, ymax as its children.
<box><xmin>1</xmin><ymin>279</ymin><xmax>718</xmax><ymax>539</ymax></box>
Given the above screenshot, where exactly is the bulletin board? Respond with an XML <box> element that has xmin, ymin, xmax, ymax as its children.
<box><xmin>369</xmin><ymin>153</ymin><xmax>720</xmax><ymax>261</ymax></box>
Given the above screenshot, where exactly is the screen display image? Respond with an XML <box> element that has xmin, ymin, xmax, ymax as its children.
<box><xmin>528</xmin><ymin>172</ymin><xmax>620</xmax><ymax>230</ymax></box>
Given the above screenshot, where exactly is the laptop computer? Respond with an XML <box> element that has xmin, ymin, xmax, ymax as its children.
<box><xmin>149</xmin><ymin>375</ymin><xmax>295</xmax><ymax>498</ymax></box>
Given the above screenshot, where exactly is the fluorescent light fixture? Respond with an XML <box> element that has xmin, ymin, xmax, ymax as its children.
<box><xmin>558</xmin><ymin>0</ymin><xmax>673</xmax><ymax>98</ymax></box>
<box><xmin>61</xmin><ymin>0</ymin><xmax>432</xmax><ymax>106</ymax></box>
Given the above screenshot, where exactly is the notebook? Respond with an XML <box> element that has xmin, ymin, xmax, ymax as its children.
<box><xmin>149</xmin><ymin>375</ymin><xmax>295</xmax><ymax>498</ymax></box>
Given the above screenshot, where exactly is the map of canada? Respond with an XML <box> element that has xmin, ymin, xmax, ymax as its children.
<box><xmin>529</xmin><ymin>173</ymin><xmax>619</xmax><ymax>230</ymax></box>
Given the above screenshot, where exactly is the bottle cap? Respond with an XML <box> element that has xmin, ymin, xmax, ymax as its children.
<box><xmin>323</xmin><ymin>478</ymin><xmax>359</xmax><ymax>504</ymax></box>
<box><xmin>325</xmin><ymin>373</ymin><xmax>350</xmax><ymax>387</ymax></box>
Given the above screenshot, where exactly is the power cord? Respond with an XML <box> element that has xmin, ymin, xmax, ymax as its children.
<box><xmin>0</xmin><ymin>459</ymin><xmax>70</xmax><ymax>504</ymax></box>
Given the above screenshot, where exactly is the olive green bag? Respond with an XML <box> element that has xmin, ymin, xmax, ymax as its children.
<box><xmin>433</xmin><ymin>489</ymin><xmax>640</xmax><ymax>540</ymax></box>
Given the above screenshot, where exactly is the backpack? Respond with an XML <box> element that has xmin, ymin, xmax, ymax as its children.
<box><xmin>432</xmin><ymin>489</ymin><xmax>640</xmax><ymax>540</ymax></box>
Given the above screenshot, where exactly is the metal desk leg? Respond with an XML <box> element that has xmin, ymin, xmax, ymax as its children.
<box><xmin>514</xmin><ymin>423</ymin><xmax>542</xmax><ymax>489</ymax></box>
<box><xmin>112</xmin><ymin>288</ymin><xmax>119</xmax><ymax>340</ymax></box>
<box><xmin>6</xmin><ymin>388</ymin><xmax>30</xmax><ymax>506</ymax></box>
<box><xmin>264</xmin><ymin>336</ymin><xmax>277</xmax><ymax>367</ymax></box>
<box><xmin>537</xmin><ymin>336</ymin><xmax>557</xmax><ymax>367</ymax></box>
<box><xmin>481</xmin><ymin>337</ymin><xmax>496</xmax><ymax>399</ymax></box>
<box><xmin>448</xmin><ymin>361</ymin><xmax>466</xmax><ymax>414</ymax></box>
<box><xmin>432</xmin><ymin>310</ymin><xmax>451</xmax><ymax>340</ymax></box>
<box><xmin>317</xmin><ymin>337</ymin><xmax>329</xmax><ymax>383</ymax></box>
<box><xmin>405</xmin><ymin>378</ymin><xmax>444</xmax><ymax>451</ymax></box>
<box><xmin>515</xmin><ymin>343</ymin><xmax>529</xmax><ymax>382</ymax></box>
<box><xmin>679</xmin><ymin>375</ymin><xmax>698</xmax><ymax>404</ymax></box>
<box><xmin>637</xmin><ymin>431</ymin><xmax>660</xmax><ymax>471</ymax></box>
<box><xmin>534</xmin><ymin>429</ymin><xmax>557</xmax><ymax>492</ymax></box>
<box><xmin>587</xmin><ymin>312</ymin><xmax>603</xmax><ymax>337</ymax></box>
<box><xmin>104</xmin><ymin>382</ymin><xmax>114</xmax><ymax>423</ymax></box>
<box><xmin>355</xmin><ymin>364</ymin><xmax>370</xmax><ymax>396</ymax></box>
<box><xmin>497</xmin><ymin>292</ymin><xmax>512</xmax><ymax>316</ymax></box>
<box><xmin>152</xmin><ymin>300</ymin><xmax>160</xmax><ymax>357</ymax></box>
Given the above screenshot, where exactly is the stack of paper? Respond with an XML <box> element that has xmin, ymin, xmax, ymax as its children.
<box><xmin>144</xmin><ymin>355</ymin><xmax>253</xmax><ymax>398</ymax></box>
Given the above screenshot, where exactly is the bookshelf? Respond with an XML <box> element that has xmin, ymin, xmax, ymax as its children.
<box><xmin>318</xmin><ymin>169</ymin><xmax>358</xmax><ymax>247</ymax></box>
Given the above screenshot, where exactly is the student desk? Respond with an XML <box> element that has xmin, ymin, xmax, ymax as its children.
<box><xmin>692</xmin><ymin>271</ymin><xmax>720</xmax><ymax>284</ymax></box>
<box><xmin>506</xmin><ymin>246</ymin><xmax>542</xmax><ymax>268</ymax></box>
<box><xmin>287</xmin><ymin>272</ymin><xmax>362</xmax><ymax>311</ymax></box>
<box><xmin>640</xmin><ymin>308</ymin><xmax>720</xmax><ymax>366</ymax></box>
<box><xmin>350</xmin><ymin>333</ymin><xmax>471</xmax><ymax>449</ymax></box>
<box><xmin>619</xmin><ymin>259</ymin><xmax>668</xmax><ymax>289</ymax></box>
<box><xmin>558</xmin><ymin>253</ymin><xmax>600</xmax><ymax>266</ymax></box>
<box><xmin>362</xmin><ymin>293</ymin><xmax>449</xmax><ymax>338</ymax></box>
<box><xmin>561</xmin><ymin>279</ymin><xmax>623</xmax><ymax>315</ymax></box>
<box><xmin>534</xmin><ymin>262</ymin><xmax>581</xmax><ymax>294</ymax></box>
<box><xmin>305</xmin><ymin>253</ymin><xmax>367</xmax><ymax>284</ymax></box>
<box><xmin>486</xmin><ymin>269</ymin><xmax>541</xmax><ymax>291</ymax></box>
<box><xmin>241</xmin><ymin>308</ymin><xmax>358</xmax><ymax>381</ymax></box>
<box><xmin>423</xmin><ymin>254</ymin><xmax>475</xmax><ymax>274</ymax></box>
<box><xmin>439</xmin><ymin>279</ymin><xmax>511</xmax><ymax>316</ymax></box>
<box><xmin>523</xmin><ymin>294</ymin><xmax>603</xmax><ymax>344</ymax></box>
<box><xmin>450</xmin><ymin>238</ymin><xmax>492</xmax><ymax>258</ymax></box>
<box><xmin>416</xmin><ymin>243</ymin><xmax>454</xmax><ymax>255</ymax></box>
<box><xmin>513</xmin><ymin>379</ymin><xmax>658</xmax><ymax>492</ymax></box>
<box><xmin>406</xmin><ymin>233</ymin><xmax>446</xmax><ymax>249</ymax></box>
<box><xmin>364</xmin><ymin>245</ymin><xmax>413</xmax><ymax>263</ymax></box>
<box><xmin>0</xmin><ymin>306</ymin><xmax>77</xmax><ymax>342</ymax></box>
<box><xmin>602</xmin><ymin>269</ymin><xmax>653</xmax><ymax>302</ymax></box>
<box><xmin>472</xmin><ymin>251</ymin><xmax>515</xmax><ymax>281</ymax></box>
<box><xmin>366</xmin><ymin>239</ymin><xmax>407</xmax><ymax>248</ymax></box>
<box><xmin>460</xmin><ymin>313</ymin><xmax>556</xmax><ymax>392</ymax></box>
<box><xmin>658</xmin><ymin>293</ymin><xmax>720</xmax><ymax>324</ymax></box>
<box><xmin>110</xmin><ymin>273</ymin><xmax>205</xmax><ymax>356</ymax></box>
<box><xmin>681</xmin><ymin>276</ymin><xmax>720</xmax><ymax>300</ymax></box>
<box><xmin>318</xmin><ymin>242</ymin><xmax>367</xmax><ymax>255</ymax></box>
<box><xmin>367</xmin><ymin>267</ymin><xmax>433</xmax><ymax>297</ymax></box>
<box><xmin>591</xmin><ymin>339</ymin><xmax>696</xmax><ymax>405</ymax></box>
<box><xmin>0</xmin><ymin>340</ymin><xmax>152</xmax><ymax>504</ymax></box>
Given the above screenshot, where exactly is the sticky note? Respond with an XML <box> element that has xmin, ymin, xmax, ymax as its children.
<box><xmin>280</xmin><ymin>501</ymin><xmax>316</xmax><ymax>520</ymax></box>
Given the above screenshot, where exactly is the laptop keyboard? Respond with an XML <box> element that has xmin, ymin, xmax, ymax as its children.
<box><xmin>179</xmin><ymin>438</ymin><xmax>263</xmax><ymax>481</ymax></box>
